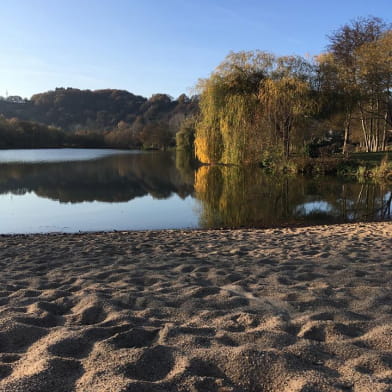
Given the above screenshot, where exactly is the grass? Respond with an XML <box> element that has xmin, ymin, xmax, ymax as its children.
<box><xmin>261</xmin><ymin>152</ymin><xmax>392</xmax><ymax>181</ymax></box>
<box><xmin>350</xmin><ymin>151</ymin><xmax>392</xmax><ymax>163</ymax></box>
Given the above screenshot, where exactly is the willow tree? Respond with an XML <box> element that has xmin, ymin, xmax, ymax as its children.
<box><xmin>194</xmin><ymin>76</ymin><xmax>224</xmax><ymax>163</ymax></box>
<box><xmin>195</xmin><ymin>51</ymin><xmax>274</xmax><ymax>164</ymax></box>
<box><xmin>195</xmin><ymin>51</ymin><xmax>316</xmax><ymax>163</ymax></box>
<box><xmin>259</xmin><ymin>74</ymin><xmax>314</xmax><ymax>158</ymax></box>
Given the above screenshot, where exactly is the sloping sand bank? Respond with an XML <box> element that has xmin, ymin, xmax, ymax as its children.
<box><xmin>0</xmin><ymin>222</ymin><xmax>390</xmax><ymax>392</ymax></box>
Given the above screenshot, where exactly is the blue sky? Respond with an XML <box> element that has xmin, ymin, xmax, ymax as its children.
<box><xmin>0</xmin><ymin>0</ymin><xmax>390</xmax><ymax>99</ymax></box>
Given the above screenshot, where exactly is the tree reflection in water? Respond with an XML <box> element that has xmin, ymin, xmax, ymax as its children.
<box><xmin>0</xmin><ymin>151</ymin><xmax>194</xmax><ymax>203</ymax></box>
<box><xmin>194</xmin><ymin>165</ymin><xmax>392</xmax><ymax>228</ymax></box>
<box><xmin>0</xmin><ymin>150</ymin><xmax>390</xmax><ymax>229</ymax></box>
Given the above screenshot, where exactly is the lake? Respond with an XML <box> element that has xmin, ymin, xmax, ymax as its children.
<box><xmin>0</xmin><ymin>149</ymin><xmax>390</xmax><ymax>233</ymax></box>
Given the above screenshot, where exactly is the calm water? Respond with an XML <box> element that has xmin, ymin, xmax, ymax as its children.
<box><xmin>0</xmin><ymin>149</ymin><xmax>390</xmax><ymax>233</ymax></box>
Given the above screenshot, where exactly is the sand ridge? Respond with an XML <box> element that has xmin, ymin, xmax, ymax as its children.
<box><xmin>0</xmin><ymin>222</ymin><xmax>391</xmax><ymax>391</ymax></box>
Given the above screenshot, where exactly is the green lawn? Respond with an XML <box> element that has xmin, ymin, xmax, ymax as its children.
<box><xmin>350</xmin><ymin>151</ymin><xmax>392</xmax><ymax>163</ymax></box>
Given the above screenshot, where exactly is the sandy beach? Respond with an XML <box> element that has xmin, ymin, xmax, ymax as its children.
<box><xmin>0</xmin><ymin>222</ymin><xmax>390</xmax><ymax>392</ymax></box>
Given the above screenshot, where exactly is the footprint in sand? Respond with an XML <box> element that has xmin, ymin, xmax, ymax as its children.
<box><xmin>0</xmin><ymin>323</ymin><xmax>48</xmax><ymax>352</ymax></box>
<box><xmin>124</xmin><ymin>345</ymin><xmax>177</xmax><ymax>382</ymax></box>
<box><xmin>0</xmin><ymin>357</ymin><xmax>83</xmax><ymax>392</ymax></box>
<box><xmin>48</xmin><ymin>336</ymin><xmax>92</xmax><ymax>359</ymax></box>
<box><xmin>107</xmin><ymin>327</ymin><xmax>159</xmax><ymax>349</ymax></box>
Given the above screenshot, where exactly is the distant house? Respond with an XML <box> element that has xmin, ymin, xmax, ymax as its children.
<box><xmin>6</xmin><ymin>96</ymin><xmax>26</xmax><ymax>104</ymax></box>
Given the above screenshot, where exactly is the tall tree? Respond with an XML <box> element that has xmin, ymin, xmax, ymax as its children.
<box><xmin>195</xmin><ymin>51</ymin><xmax>314</xmax><ymax>163</ymax></box>
<box><xmin>326</xmin><ymin>17</ymin><xmax>391</xmax><ymax>152</ymax></box>
<box><xmin>355</xmin><ymin>31</ymin><xmax>392</xmax><ymax>151</ymax></box>
<box><xmin>195</xmin><ymin>51</ymin><xmax>275</xmax><ymax>164</ymax></box>
<box><xmin>259</xmin><ymin>76</ymin><xmax>314</xmax><ymax>159</ymax></box>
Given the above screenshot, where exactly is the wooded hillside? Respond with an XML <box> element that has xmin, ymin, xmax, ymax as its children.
<box><xmin>0</xmin><ymin>88</ymin><xmax>198</xmax><ymax>149</ymax></box>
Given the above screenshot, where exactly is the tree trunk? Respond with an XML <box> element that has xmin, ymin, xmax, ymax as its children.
<box><xmin>283</xmin><ymin>126</ymin><xmax>290</xmax><ymax>159</ymax></box>
<box><xmin>342</xmin><ymin>110</ymin><xmax>351</xmax><ymax>155</ymax></box>
<box><xmin>382</xmin><ymin>111</ymin><xmax>388</xmax><ymax>151</ymax></box>
<box><xmin>359</xmin><ymin>105</ymin><xmax>370</xmax><ymax>152</ymax></box>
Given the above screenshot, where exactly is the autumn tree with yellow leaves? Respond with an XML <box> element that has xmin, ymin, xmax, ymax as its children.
<box><xmin>194</xmin><ymin>51</ymin><xmax>315</xmax><ymax>163</ymax></box>
<box><xmin>194</xmin><ymin>17</ymin><xmax>391</xmax><ymax>164</ymax></box>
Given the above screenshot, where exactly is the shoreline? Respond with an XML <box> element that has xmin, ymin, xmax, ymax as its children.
<box><xmin>1</xmin><ymin>219</ymin><xmax>391</xmax><ymax>237</ymax></box>
<box><xmin>0</xmin><ymin>222</ymin><xmax>391</xmax><ymax>391</ymax></box>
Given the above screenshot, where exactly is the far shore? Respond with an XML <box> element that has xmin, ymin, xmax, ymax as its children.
<box><xmin>0</xmin><ymin>222</ymin><xmax>390</xmax><ymax>392</ymax></box>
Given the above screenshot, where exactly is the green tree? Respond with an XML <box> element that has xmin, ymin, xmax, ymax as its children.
<box><xmin>194</xmin><ymin>51</ymin><xmax>314</xmax><ymax>163</ymax></box>
<box><xmin>259</xmin><ymin>76</ymin><xmax>314</xmax><ymax>158</ymax></box>
<box><xmin>176</xmin><ymin>116</ymin><xmax>196</xmax><ymax>151</ymax></box>
<box><xmin>195</xmin><ymin>51</ymin><xmax>274</xmax><ymax>164</ymax></box>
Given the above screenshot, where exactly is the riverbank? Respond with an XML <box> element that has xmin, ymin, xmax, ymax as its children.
<box><xmin>0</xmin><ymin>222</ymin><xmax>391</xmax><ymax>391</ymax></box>
<box><xmin>261</xmin><ymin>154</ymin><xmax>392</xmax><ymax>180</ymax></box>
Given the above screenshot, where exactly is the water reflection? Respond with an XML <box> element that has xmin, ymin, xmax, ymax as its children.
<box><xmin>0</xmin><ymin>149</ymin><xmax>390</xmax><ymax>232</ymax></box>
<box><xmin>194</xmin><ymin>165</ymin><xmax>391</xmax><ymax>228</ymax></box>
<box><xmin>0</xmin><ymin>152</ymin><xmax>194</xmax><ymax>203</ymax></box>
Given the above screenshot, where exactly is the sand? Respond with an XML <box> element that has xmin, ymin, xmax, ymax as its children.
<box><xmin>0</xmin><ymin>222</ymin><xmax>390</xmax><ymax>392</ymax></box>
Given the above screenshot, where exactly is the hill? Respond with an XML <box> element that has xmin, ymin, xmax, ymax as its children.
<box><xmin>0</xmin><ymin>88</ymin><xmax>198</xmax><ymax>149</ymax></box>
